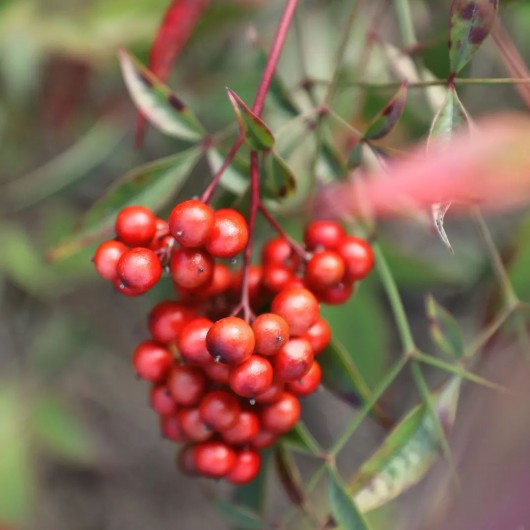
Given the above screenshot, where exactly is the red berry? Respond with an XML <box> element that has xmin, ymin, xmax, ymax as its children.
<box><xmin>199</xmin><ymin>390</ymin><xmax>241</xmax><ymax>432</ymax></box>
<box><xmin>170</xmin><ymin>247</ymin><xmax>214</xmax><ymax>290</ymax></box>
<box><xmin>271</xmin><ymin>287</ymin><xmax>320</xmax><ymax>337</ymax></box>
<box><xmin>150</xmin><ymin>385</ymin><xmax>176</xmax><ymax>415</ymax></box>
<box><xmin>117</xmin><ymin>247</ymin><xmax>162</xmax><ymax>293</ymax></box>
<box><xmin>203</xmin><ymin>263</ymin><xmax>233</xmax><ymax>297</ymax></box>
<box><xmin>194</xmin><ymin>441</ymin><xmax>237</xmax><ymax>478</ymax></box>
<box><xmin>205</xmin><ymin>209</ymin><xmax>249</xmax><ymax>258</ymax></box>
<box><xmin>262</xmin><ymin>264</ymin><xmax>294</xmax><ymax>293</ymax></box>
<box><xmin>161</xmin><ymin>414</ymin><xmax>188</xmax><ymax>442</ymax></box>
<box><xmin>206</xmin><ymin>316</ymin><xmax>255</xmax><ymax>365</ymax></box>
<box><xmin>178</xmin><ymin>408</ymin><xmax>213</xmax><ymax>442</ymax></box>
<box><xmin>283</xmin><ymin>276</ymin><xmax>306</xmax><ymax>290</ymax></box>
<box><xmin>132</xmin><ymin>341</ymin><xmax>173</xmax><ymax>382</ymax></box>
<box><xmin>169</xmin><ymin>199</ymin><xmax>215</xmax><ymax>248</ymax></box>
<box><xmin>337</xmin><ymin>236</ymin><xmax>375</xmax><ymax>281</ymax></box>
<box><xmin>252</xmin><ymin>313</ymin><xmax>290</xmax><ymax>356</ymax></box>
<box><xmin>177</xmin><ymin>444</ymin><xmax>199</xmax><ymax>476</ymax></box>
<box><xmin>304</xmin><ymin>318</ymin><xmax>331</xmax><ymax>355</ymax></box>
<box><xmin>149</xmin><ymin>218</ymin><xmax>171</xmax><ymax>250</ymax></box>
<box><xmin>115</xmin><ymin>205</ymin><xmax>157</xmax><ymax>247</ymax></box>
<box><xmin>93</xmin><ymin>240</ymin><xmax>128</xmax><ymax>281</ymax></box>
<box><xmin>177</xmin><ymin>318</ymin><xmax>214</xmax><ymax>366</ymax></box>
<box><xmin>226</xmin><ymin>449</ymin><xmax>262</xmax><ymax>484</ymax></box>
<box><xmin>229</xmin><ymin>355</ymin><xmax>273</xmax><ymax>398</ymax></box>
<box><xmin>167</xmin><ymin>365</ymin><xmax>207</xmax><ymax>406</ymax></box>
<box><xmin>315</xmin><ymin>281</ymin><xmax>354</xmax><ymax>305</ymax></box>
<box><xmin>287</xmin><ymin>361</ymin><xmax>322</xmax><ymax>397</ymax></box>
<box><xmin>148</xmin><ymin>301</ymin><xmax>195</xmax><ymax>344</ymax></box>
<box><xmin>305</xmin><ymin>250</ymin><xmax>346</xmax><ymax>289</ymax></box>
<box><xmin>304</xmin><ymin>220</ymin><xmax>346</xmax><ymax>250</ymax></box>
<box><xmin>254</xmin><ymin>377</ymin><xmax>284</xmax><ymax>404</ymax></box>
<box><xmin>252</xmin><ymin>429</ymin><xmax>277</xmax><ymax>449</ymax></box>
<box><xmin>113</xmin><ymin>277</ymin><xmax>142</xmax><ymax>296</ymax></box>
<box><xmin>275</xmin><ymin>338</ymin><xmax>314</xmax><ymax>382</ymax></box>
<box><xmin>203</xmin><ymin>361</ymin><xmax>231</xmax><ymax>385</ymax></box>
<box><xmin>261</xmin><ymin>237</ymin><xmax>299</xmax><ymax>270</ymax></box>
<box><xmin>221</xmin><ymin>411</ymin><xmax>260</xmax><ymax>445</ymax></box>
<box><xmin>260</xmin><ymin>392</ymin><xmax>301</xmax><ymax>434</ymax></box>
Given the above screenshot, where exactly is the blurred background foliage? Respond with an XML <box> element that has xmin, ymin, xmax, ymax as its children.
<box><xmin>2</xmin><ymin>0</ymin><xmax>530</xmax><ymax>529</ymax></box>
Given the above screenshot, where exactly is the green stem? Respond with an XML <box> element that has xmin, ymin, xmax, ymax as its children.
<box><xmin>393</xmin><ymin>0</ymin><xmax>417</xmax><ymax>47</ymax></box>
<box><xmin>373</xmin><ymin>242</ymin><xmax>416</xmax><ymax>354</ymax></box>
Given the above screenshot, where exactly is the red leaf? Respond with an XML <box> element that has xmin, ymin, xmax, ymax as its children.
<box><xmin>316</xmin><ymin>113</ymin><xmax>530</xmax><ymax>218</ymax></box>
<box><xmin>136</xmin><ymin>0</ymin><xmax>209</xmax><ymax>146</ymax></box>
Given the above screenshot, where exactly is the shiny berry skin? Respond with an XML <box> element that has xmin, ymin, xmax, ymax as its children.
<box><xmin>283</xmin><ymin>276</ymin><xmax>306</xmax><ymax>290</ymax></box>
<box><xmin>169</xmin><ymin>199</ymin><xmax>215</xmax><ymax>248</ymax></box>
<box><xmin>316</xmin><ymin>281</ymin><xmax>354</xmax><ymax>305</ymax></box>
<box><xmin>261</xmin><ymin>237</ymin><xmax>299</xmax><ymax>270</ymax></box>
<box><xmin>254</xmin><ymin>378</ymin><xmax>284</xmax><ymax>404</ymax></box>
<box><xmin>194</xmin><ymin>441</ymin><xmax>237</xmax><ymax>478</ymax></box>
<box><xmin>199</xmin><ymin>390</ymin><xmax>241</xmax><ymax>432</ymax></box>
<box><xmin>229</xmin><ymin>355</ymin><xmax>273</xmax><ymax>398</ymax></box>
<box><xmin>205</xmin><ymin>209</ymin><xmax>249</xmax><ymax>258</ymax></box>
<box><xmin>287</xmin><ymin>361</ymin><xmax>322</xmax><ymax>397</ymax></box>
<box><xmin>170</xmin><ymin>247</ymin><xmax>214</xmax><ymax>290</ymax></box>
<box><xmin>260</xmin><ymin>392</ymin><xmax>301</xmax><ymax>434</ymax></box>
<box><xmin>275</xmin><ymin>338</ymin><xmax>314</xmax><ymax>382</ymax></box>
<box><xmin>161</xmin><ymin>414</ymin><xmax>188</xmax><ymax>442</ymax></box>
<box><xmin>148</xmin><ymin>301</ymin><xmax>195</xmax><ymax>344</ymax></box>
<box><xmin>252</xmin><ymin>313</ymin><xmax>289</xmax><ymax>357</ymax></box>
<box><xmin>226</xmin><ymin>449</ymin><xmax>262</xmax><ymax>485</ymax></box>
<box><xmin>203</xmin><ymin>263</ymin><xmax>233</xmax><ymax>297</ymax></box>
<box><xmin>177</xmin><ymin>318</ymin><xmax>214</xmax><ymax>366</ymax></box>
<box><xmin>177</xmin><ymin>444</ymin><xmax>199</xmax><ymax>476</ymax></box>
<box><xmin>304</xmin><ymin>318</ymin><xmax>331</xmax><ymax>355</ymax></box>
<box><xmin>117</xmin><ymin>247</ymin><xmax>162</xmax><ymax>293</ymax></box>
<box><xmin>305</xmin><ymin>250</ymin><xmax>346</xmax><ymax>289</ymax></box>
<box><xmin>252</xmin><ymin>429</ymin><xmax>277</xmax><ymax>449</ymax></box>
<box><xmin>262</xmin><ymin>265</ymin><xmax>294</xmax><ymax>293</ymax></box>
<box><xmin>178</xmin><ymin>408</ymin><xmax>212</xmax><ymax>442</ymax></box>
<box><xmin>115</xmin><ymin>206</ymin><xmax>157</xmax><ymax>247</ymax></box>
<box><xmin>93</xmin><ymin>240</ymin><xmax>128</xmax><ymax>281</ymax></box>
<box><xmin>132</xmin><ymin>341</ymin><xmax>173</xmax><ymax>382</ymax></box>
<box><xmin>271</xmin><ymin>287</ymin><xmax>320</xmax><ymax>337</ymax></box>
<box><xmin>150</xmin><ymin>385</ymin><xmax>176</xmax><ymax>416</ymax></box>
<box><xmin>221</xmin><ymin>411</ymin><xmax>260</xmax><ymax>445</ymax></box>
<box><xmin>206</xmin><ymin>316</ymin><xmax>255</xmax><ymax>365</ymax></box>
<box><xmin>203</xmin><ymin>361</ymin><xmax>231</xmax><ymax>385</ymax></box>
<box><xmin>166</xmin><ymin>365</ymin><xmax>207</xmax><ymax>406</ymax></box>
<box><xmin>337</xmin><ymin>236</ymin><xmax>375</xmax><ymax>281</ymax></box>
<box><xmin>304</xmin><ymin>220</ymin><xmax>346</xmax><ymax>250</ymax></box>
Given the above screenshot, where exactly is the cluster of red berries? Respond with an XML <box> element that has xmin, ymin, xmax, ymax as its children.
<box><xmin>93</xmin><ymin>199</ymin><xmax>374</xmax><ymax>483</ymax></box>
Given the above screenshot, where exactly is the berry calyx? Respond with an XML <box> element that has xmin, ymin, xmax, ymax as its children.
<box><xmin>206</xmin><ymin>316</ymin><xmax>255</xmax><ymax>365</ymax></box>
<box><xmin>115</xmin><ymin>205</ymin><xmax>157</xmax><ymax>247</ymax></box>
<box><xmin>93</xmin><ymin>240</ymin><xmax>128</xmax><ymax>281</ymax></box>
<box><xmin>132</xmin><ymin>341</ymin><xmax>173</xmax><ymax>382</ymax></box>
<box><xmin>194</xmin><ymin>441</ymin><xmax>237</xmax><ymax>478</ymax></box>
<box><xmin>205</xmin><ymin>209</ymin><xmax>249</xmax><ymax>258</ymax></box>
<box><xmin>229</xmin><ymin>355</ymin><xmax>274</xmax><ymax>398</ymax></box>
<box><xmin>169</xmin><ymin>199</ymin><xmax>215</xmax><ymax>248</ymax></box>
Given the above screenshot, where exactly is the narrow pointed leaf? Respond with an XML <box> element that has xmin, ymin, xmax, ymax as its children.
<box><xmin>275</xmin><ymin>445</ymin><xmax>306</xmax><ymax>506</ymax></box>
<box><xmin>119</xmin><ymin>49</ymin><xmax>204</xmax><ymax>142</ymax></box>
<box><xmin>347</xmin><ymin>142</ymin><xmax>363</xmax><ymax>171</ymax></box>
<box><xmin>426</xmin><ymin>295</ymin><xmax>464</xmax><ymax>359</ymax></box>
<box><xmin>227</xmin><ymin>88</ymin><xmax>275</xmax><ymax>151</ymax></box>
<box><xmin>363</xmin><ymin>82</ymin><xmax>408</xmax><ymax>141</ymax></box>
<box><xmin>328</xmin><ymin>469</ymin><xmax>371</xmax><ymax>530</ymax></box>
<box><xmin>213</xmin><ymin>498</ymin><xmax>266</xmax><ymax>529</ymax></box>
<box><xmin>136</xmin><ymin>0</ymin><xmax>209</xmax><ymax>144</ymax></box>
<box><xmin>322</xmin><ymin>140</ymin><xmax>348</xmax><ymax>177</ymax></box>
<box><xmin>429</xmin><ymin>87</ymin><xmax>470</xmax><ymax>251</ymax></box>
<box><xmin>281</xmin><ymin>423</ymin><xmax>321</xmax><ymax>456</ymax></box>
<box><xmin>263</xmin><ymin>151</ymin><xmax>296</xmax><ymax>199</ymax></box>
<box><xmin>48</xmin><ymin>148</ymin><xmax>201</xmax><ymax>260</ymax></box>
<box><xmin>449</xmin><ymin>0</ymin><xmax>499</xmax><ymax>74</ymax></box>
<box><xmin>350</xmin><ymin>377</ymin><xmax>461</xmax><ymax>512</ymax></box>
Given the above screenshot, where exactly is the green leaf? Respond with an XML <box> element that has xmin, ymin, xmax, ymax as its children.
<box><xmin>227</xmin><ymin>88</ymin><xmax>275</xmax><ymax>151</ymax></box>
<box><xmin>363</xmin><ymin>82</ymin><xmax>408</xmax><ymax>141</ymax></box>
<box><xmin>213</xmin><ymin>498</ymin><xmax>266</xmax><ymax>529</ymax></box>
<box><xmin>275</xmin><ymin>445</ymin><xmax>306</xmax><ymax>506</ymax></box>
<box><xmin>119</xmin><ymin>48</ymin><xmax>205</xmax><ymax>141</ymax></box>
<box><xmin>48</xmin><ymin>147</ymin><xmax>201</xmax><ymax>260</ymax></box>
<box><xmin>347</xmin><ymin>142</ymin><xmax>363</xmax><ymax>171</ymax></box>
<box><xmin>33</xmin><ymin>396</ymin><xmax>94</xmax><ymax>462</ymax></box>
<box><xmin>429</xmin><ymin>87</ymin><xmax>470</xmax><ymax>252</ymax></box>
<box><xmin>263</xmin><ymin>151</ymin><xmax>296</xmax><ymax>199</ymax></box>
<box><xmin>322</xmin><ymin>139</ymin><xmax>348</xmax><ymax>177</ymax></box>
<box><xmin>0</xmin><ymin>389</ymin><xmax>33</xmax><ymax>525</ymax></box>
<box><xmin>426</xmin><ymin>295</ymin><xmax>464</xmax><ymax>359</ymax></box>
<box><xmin>328</xmin><ymin>469</ymin><xmax>371</xmax><ymax>530</ymax></box>
<box><xmin>449</xmin><ymin>0</ymin><xmax>499</xmax><ymax>74</ymax></box>
<box><xmin>281</xmin><ymin>423</ymin><xmax>321</xmax><ymax>456</ymax></box>
<box><xmin>207</xmin><ymin>148</ymin><xmax>249</xmax><ymax>195</ymax></box>
<box><xmin>350</xmin><ymin>377</ymin><xmax>461</xmax><ymax>512</ymax></box>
